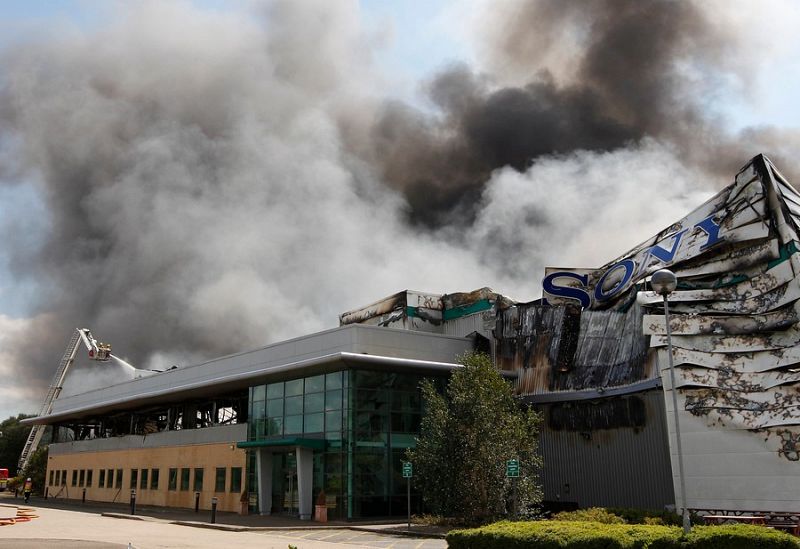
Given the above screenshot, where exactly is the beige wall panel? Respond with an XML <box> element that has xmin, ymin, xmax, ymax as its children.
<box><xmin>46</xmin><ymin>442</ymin><xmax>247</xmax><ymax>512</ymax></box>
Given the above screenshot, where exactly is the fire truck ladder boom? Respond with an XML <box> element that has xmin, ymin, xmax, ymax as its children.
<box><xmin>18</xmin><ymin>328</ymin><xmax>110</xmax><ymax>472</ymax></box>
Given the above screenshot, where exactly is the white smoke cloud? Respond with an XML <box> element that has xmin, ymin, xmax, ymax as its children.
<box><xmin>461</xmin><ymin>140</ymin><xmax>716</xmax><ymax>299</ymax></box>
<box><xmin>0</xmin><ymin>0</ymin><xmax>792</xmax><ymax>420</ymax></box>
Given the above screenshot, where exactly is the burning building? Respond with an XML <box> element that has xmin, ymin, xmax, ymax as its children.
<box><xmin>24</xmin><ymin>154</ymin><xmax>800</xmax><ymax>518</ymax></box>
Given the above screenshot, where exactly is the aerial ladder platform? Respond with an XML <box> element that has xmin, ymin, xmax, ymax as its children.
<box><xmin>17</xmin><ymin>328</ymin><xmax>112</xmax><ymax>472</ymax></box>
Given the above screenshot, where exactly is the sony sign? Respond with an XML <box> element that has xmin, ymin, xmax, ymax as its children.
<box><xmin>541</xmin><ymin>174</ymin><xmax>771</xmax><ymax>309</ymax></box>
<box><xmin>543</xmin><ymin>213</ymin><xmax>726</xmax><ymax>309</ymax></box>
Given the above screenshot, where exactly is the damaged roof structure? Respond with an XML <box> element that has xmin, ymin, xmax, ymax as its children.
<box><xmin>511</xmin><ymin>154</ymin><xmax>800</xmax><ymax>511</ymax></box>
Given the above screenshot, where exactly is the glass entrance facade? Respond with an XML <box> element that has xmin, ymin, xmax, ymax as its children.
<box><xmin>247</xmin><ymin>368</ymin><xmax>445</xmax><ymax>519</ymax></box>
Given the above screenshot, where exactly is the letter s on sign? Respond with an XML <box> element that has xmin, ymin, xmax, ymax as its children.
<box><xmin>542</xmin><ymin>272</ymin><xmax>591</xmax><ymax>308</ymax></box>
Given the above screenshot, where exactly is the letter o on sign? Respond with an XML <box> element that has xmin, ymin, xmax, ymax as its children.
<box><xmin>594</xmin><ymin>259</ymin><xmax>636</xmax><ymax>302</ymax></box>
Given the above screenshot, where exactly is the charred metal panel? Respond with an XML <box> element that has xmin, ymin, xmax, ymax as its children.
<box><xmin>537</xmin><ymin>390</ymin><xmax>674</xmax><ymax>510</ymax></box>
<box><xmin>339</xmin><ymin>290</ymin><xmax>443</xmax><ymax>327</ymax></box>
<box><xmin>548</xmin><ymin>397</ymin><xmax>646</xmax><ymax>432</ymax></box>
<box><xmin>643</xmin><ymin>302</ymin><xmax>800</xmax><ymax>336</ymax></box>
<box><xmin>495</xmin><ymin>301</ymin><xmax>649</xmax><ymax>394</ymax></box>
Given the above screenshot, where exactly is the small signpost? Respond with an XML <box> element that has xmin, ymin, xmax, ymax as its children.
<box><xmin>402</xmin><ymin>462</ymin><xmax>413</xmax><ymax>529</ymax></box>
<box><xmin>506</xmin><ymin>459</ymin><xmax>520</xmax><ymax>519</ymax></box>
<box><xmin>506</xmin><ymin>459</ymin><xmax>520</xmax><ymax>478</ymax></box>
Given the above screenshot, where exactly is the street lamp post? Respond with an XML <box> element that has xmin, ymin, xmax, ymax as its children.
<box><xmin>650</xmin><ymin>269</ymin><xmax>691</xmax><ymax>534</ymax></box>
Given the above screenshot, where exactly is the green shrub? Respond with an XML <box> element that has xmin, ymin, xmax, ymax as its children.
<box><xmin>606</xmin><ymin>507</ymin><xmax>683</xmax><ymax>526</ymax></box>
<box><xmin>446</xmin><ymin>520</ymin><xmax>800</xmax><ymax>549</ymax></box>
<box><xmin>446</xmin><ymin>520</ymin><xmax>681</xmax><ymax>549</ymax></box>
<box><xmin>605</xmin><ymin>507</ymin><xmax>704</xmax><ymax>527</ymax></box>
<box><xmin>553</xmin><ymin>507</ymin><xmax>625</xmax><ymax>524</ymax></box>
<box><xmin>685</xmin><ymin>524</ymin><xmax>800</xmax><ymax>549</ymax></box>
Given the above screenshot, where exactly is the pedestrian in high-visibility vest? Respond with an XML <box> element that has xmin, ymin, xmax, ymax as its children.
<box><xmin>23</xmin><ymin>478</ymin><xmax>32</xmax><ymax>503</ymax></box>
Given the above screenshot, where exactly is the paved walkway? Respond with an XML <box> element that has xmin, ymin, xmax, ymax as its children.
<box><xmin>0</xmin><ymin>494</ymin><xmax>448</xmax><ymax>548</ymax></box>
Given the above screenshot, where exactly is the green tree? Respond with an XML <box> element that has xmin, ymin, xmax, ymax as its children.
<box><xmin>409</xmin><ymin>352</ymin><xmax>543</xmax><ymax>525</ymax></box>
<box><xmin>0</xmin><ymin>414</ymin><xmax>33</xmax><ymax>476</ymax></box>
<box><xmin>22</xmin><ymin>446</ymin><xmax>48</xmax><ymax>495</ymax></box>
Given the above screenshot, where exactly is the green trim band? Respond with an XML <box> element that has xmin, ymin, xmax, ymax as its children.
<box><xmin>237</xmin><ymin>438</ymin><xmax>326</xmax><ymax>450</ymax></box>
<box><xmin>443</xmin><ymin>299</ymin><xmax>493</xmax><ymax>321</ymax></box>
<box><xmin>767</xmin><ymin>240</ymin><xmax>800</xmax><ymax>270</ymax></box>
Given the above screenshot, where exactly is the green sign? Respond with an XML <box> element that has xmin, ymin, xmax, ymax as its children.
<box><xmin>402</xmin><ymin>461</ymin><xmax>413</xmax><ymax>478</ymax></box>
<box><xmin>506</xmin><ymin>459</ymin><xmax>520</xmax><ymax>478</ymax></box>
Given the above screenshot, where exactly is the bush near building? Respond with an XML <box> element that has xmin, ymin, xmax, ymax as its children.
<box><xmin>552</xmin><ymin>507</ymin><xmax>693</xmax><ymax>526</ymax></box>
<box><xmin>446</xmin><ymin>521</ymin><xmax>800</xmax><ymax>549</ymax></box>
<box><xmin>408</xmin><ymin>352</ymin><xmax>542</xmax><ymax>525</ymax></box>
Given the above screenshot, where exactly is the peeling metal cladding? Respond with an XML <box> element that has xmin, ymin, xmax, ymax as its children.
<box><xmin>643</xmin><ymin>301</ymin><xmax>800</xmax><ymax>337</ymax></box>
<box><xmin>661</xmin><ymin>345</ymin><xmax>800</xmax><ymax>373</ymax></box>
<box><xmin>555</xmin><ymin>303</ymin><xmax>649</xmax><ymax>391</ymax></box>
<box><xmin>442</xmin><ymin>287</ymin><xmax>514</xmax><ymax>311</ymax></box>
<box><xmin>537</xmin><ymin>390</ymin><xmax>674</xmax><ymax>509</ymax></box>
<box><xmin>494</xmin><ymin>300</ymin><xmax>649</xmax><ymax>395</ymax></box>
<box><xmin>643</xmin><ymin>156</ymin><xmax>800</xmax><ymax>473</ymax></box>
<box><xmin>639</xmin><ymin>258</ymin><xmax>794</xmax><ymax>306</ymax></box>
<box><xmin>680</xmin><ymin>367</ymin><xmax>800</xmax><ymax>392</ymax></box>
<box><xmin>675</xmin><ymin>239</ymin><xmax>780</xmax><ymax>279</ymax></box>
<box><xmin>339</xmin><ymin>291</ymin><xmax>408</xmax><ymax>325</ymax></box>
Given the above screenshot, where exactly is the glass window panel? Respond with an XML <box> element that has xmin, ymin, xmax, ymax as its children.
<box><xmin>304</xmin><ymin>392</ymin><xmax>324</xmax><ymax>413</ymax></box>
<box><xmin>267</xmin><ymin>417</ymin><xmax>283</xmax><ymax>436</ymax></box>
<box><xmin>86</xmin><ymin>470</ymin><xmax>93</xmax><ymax>487</ymax></box>
<box><xmin>151</xmin><ymin>469</ymin><xmax>159</xmax><ymax>490</ymax></box>
<box><xmin>325</xmin><ymin>389</ymin><xmax>342</xmax><ymax>411</ymax></box>
<box><xmin>304</xmin><ymin>413</ymin><xmax>324</xmax><ymax>433</ymax></box>
<box><xmin>391</xmin><ymin>412</ymin><xmax>421</xmax><ymax>433</ymax></box>
<box><xmin>79</xmin><ymin>470</ymin><xmax>85</xmax><ymax>487</ymax></box>
<box><xmin>285</xmin><ymin>396</ymin><xmax>303</xmax><ymax>415</ymax></box>
<box><xmin>140</xmin><ymin>469</ymin><xmax>149</xmax><ymax>490</ymax></box>
<box><xmin>252</xmin><ymin>385</ymin><xmax>266</xmax><ymax>401</ymax></box>
<box><xmin>305</xmin><ymin>374</ymin><xmax>324</xmax><ymax>394</ymax></box>
<box><xmin>116</xmin><ymin>469</ymin><xmax>123</xmax><ymax>489</ymax></box>
<box><xmin>107</xmin><ymin>469</ymin><xmax>113</xmax><ymax>488</ymax></box>
<box><xmin>169</xmin><ymin>468</ymin><xmax>178</xmax><ymax>491</ymax></box>
<box><xmin>324</xmin><ymin>453</ymin><xmax>342</xmax><ymax>475</ymax></box>
<box><xmin>285</xmin><ymin>379</ymin><xmax>303</xmax><ymax>397</ymax></box>
<box><xmin>180</xmin><ymin>468</ymin><xmax>190</xmax><ymax>491</ymax></box>
<box><xmin>355</xmin><ymin>370</ymin><xmax>385</xmax><ymax>388</ymax></box>
<box><xmin>266</xmin><ymin>399</ymin><xmax>283</xmax><ymax>417</ymax></box>
<box><xmin>252</xmin><ymin>400</ymin><xmax>265</xmax><ymax>419</ymax></box>
<box><xmin>193</xmin><ymin>468</ymin><xmax>204</xmax><ymax>492</ymax></box>
<box><xmin>391</xmin><ymin>391</ymin><xmax>421</xmax><ymax>411</ymax></box>
<box><xmin>215</xmin><ymin>468</ymin><xmax>226</xmax><ymax>492</ymax></box>
<box><xmin>130</xmin><ymin>469</ymin><xmax>138</xmax><ymax>489</ymax></box>
<box><xmin>98</xmin><ymin>470</ymin><xmax>104</xmax><ymax>488</ymax></box>
<box><xmin>266</xmin><ymin>383</ymin><xmax>284</xmax><ymax>399</ymax></box>
<box><xmin>284</xmin><ymin>415</ymin><xmax>302</xmax><ymax>435</ymax></box>
<box><xmin>325</xmin><ymin>410</ymin><xmax>342</xmax><ymax>433</ymax></box>
<box><xmin>356</xmin><ymin>389</ymin><xmax>388</xmax><ymax>411</ymax></box>
<box><xmin>325</xmin><ymin>371</ymin><xmax>342</xmax><ymax>390</ymax></box>
<box><xmin>230</xmin><ymin>467</ymin><xmax>242</xmax><ymax>493</ymax></box>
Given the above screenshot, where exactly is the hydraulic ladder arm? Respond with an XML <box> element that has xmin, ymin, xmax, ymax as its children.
<box><xmin>17</xmin><ymin>328</ymin><xmax>111</xmax><ymax>472</ymax></box>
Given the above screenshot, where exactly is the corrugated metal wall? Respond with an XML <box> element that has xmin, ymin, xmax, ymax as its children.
<box><xmin>537</xmin><ymin>390</ymin><xmax>675</xmax><ymax>510</ymax></box>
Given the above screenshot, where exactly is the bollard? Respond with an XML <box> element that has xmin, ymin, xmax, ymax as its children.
<box><xmin>130</xmin><ymin>489</ymin><xmax>136</xmax><ymax>515</ymax></box>
<box><xmin>44</xmin><ymin>486</ymin><xmax>49</xmax><ymax>500</ymax></box>
<box><xmin>194</xmin><ymin>491</ymin><xmax>200</xmax><ymax>513</ymax></box>
<box><xmin>210</xmin><ymin>497</ymin><xmax>218</xmax><ymax>524</ymax></box>
<box><xmin>82</xmin><ymin>488</ymin><xmax>86</xmax><ymax>504</ymax></box>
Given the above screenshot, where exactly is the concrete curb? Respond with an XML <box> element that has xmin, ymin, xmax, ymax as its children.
<box><xmin>349</xmin><ymin>526</ymin><xmax>447</xmax><ymax>539</ymax></box>
<box><xmin>101</xmin><ymin>511</ymin><xmax>448</xmax><ymax>538</ymax></box>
